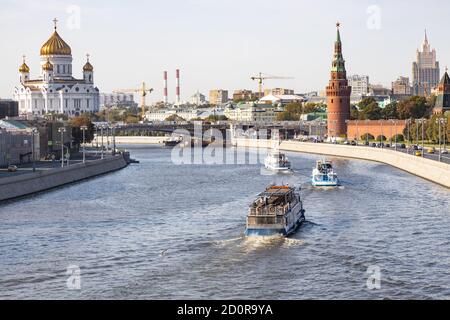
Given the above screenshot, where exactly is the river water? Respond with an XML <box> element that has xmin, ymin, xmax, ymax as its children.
<box><xmin>0</xmin><ymin>145</ymin><xmax>449</xmax><ymax>300</ymax></box>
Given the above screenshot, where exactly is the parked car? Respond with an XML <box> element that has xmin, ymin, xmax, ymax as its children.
<box><xmin>441</xmin><ymin>149</ymin><xmax>449</xmax><ymax>154</ymax></box>
<box><xmin>385</xmin><ymin>143</ymin><xmax>391</xmax><ymax>148</ymax></box>
<box><xmin>7</xmin><ymin>165</ymin><xmax>18</xmax><ymax>172</ymax></box>
<box><xmin>343</xmin><ymin>140</ymin><xmax>350</xmax><ymax>145</ymax></box>
<box><xmin>350</xmin><ymin>141</ymin><xmax>357</xmax><ymax>146</ymax></box>
<box><xmin>371</xmin><ymin>143</ymin><xmax>377</xmax><ymax>147</ymax></box>
<box><xmin>427</xmin><ymin>148</ymin><xmax>436</xmax><ymax>154</ymax></box>
<box><xmin>415</xmin><ymin>151</ymin><xmax>422</xmax><ymax>157</ymax></box>
<box><xmin>364</xmin><ymin>141</ymin><xmax>370</xmax><ymax>146</ymax></box>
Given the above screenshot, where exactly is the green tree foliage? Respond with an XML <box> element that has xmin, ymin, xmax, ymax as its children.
<box><xmin>361</xmin><ymin>133</ymin><xmax>375</xmax><ymax>141</ymax></box>
<box><xmin>381</xmin><ymin>102</ymin><xmax>398</xmax><ymax>119</ymax></box>
<box><xmin>397</xmin><ymin>96</ymin><xmax>432</xmax><ymax>119</ymax></box>
<box><xmin>165</xmin><ymin>114</ymin><xmax>186</xmax><ymax>122</ymax></box>
<box><xmin>392</xmin><ymin>134</ymin><xmax>405</xmax><ymax>142</ymax></box>
<box><xmin>69</xmin><ymin>116</ymin><xmax>95</xmax><ymax>146</ymax></box>
<box><xmin>276</xmin><ymin>102</ymin><xmax>303</xmax><ymax>121</ymax></box>
<box><xmin>376</xmin><ymin>135</ymin><xmax>387</xmax><ymax>141</ymax></box>
<box><xmin>354</xmin><ymin>98</ymin><xmax>383</xmax><ymax>120</ymax></box>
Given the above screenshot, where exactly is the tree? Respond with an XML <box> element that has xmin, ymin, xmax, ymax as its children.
<box><xmin>125</xmin><ymin>115</ymin><xmax>140</xmax><ymax>124</ymax></box>
<box><xmin>376</xmin><ymin>135</ymin><xmax>387</xmax><ymax>141</ymax></box>
<box><xmin>303</xmin><ymin>102</ymin><xmax>324</xmax><ymax>114</ymax></box>
<box><xmin>392</xmin><ymin>134</ymin><xmax>405</xmax><ymax>142</ymax></box>
<box><xmin>165</xmin><ymin>114</ymin><xmax>186</xmax><ymax>122</ymax></box>
<box><xmin>276</xmin><ymin>102</ymin><xmax>303</xmax><ymax>121</ymax></box>
<box><xmin>361</xmin><ymin>133</ymin><xmax>375</xmax><ymax>141</ymax></box>
<box><xmin>381</xmin><ymin>102</ymin><xmax>398</xmax><ymax>119</ymax></box>
<box><xmin>350</xmin><ymin>105</ymin><xmax>360</xmax><ymax>120</ymax></box>
<box><xmin>360</xmin><ymin>102</ymin><xmax>382</xmax><ymax>120</ymax></box>
<box><xmin>70</xmin><ymin>116</ymin><xmax>95</xmax><ymax>146</ymax></box>
<box><xmin>397</xmin><ymin>96</ymin><xmax>431</xmax><ymax>119</ymax></box>
<box><xmin>358</xmin><ymin>97</ymin><xmax>377</xmax><ymax>110</ymax></box>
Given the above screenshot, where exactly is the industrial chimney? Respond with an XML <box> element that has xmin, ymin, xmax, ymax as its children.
<box><xmin>176</xmin><ymin>69</ymin><xmax>181</xmax><ymax>105</ymax></box>
<box><xmin>164</xmin><ymin>71</ymin><xmax>168</xmax><ymax>105</ymax></box>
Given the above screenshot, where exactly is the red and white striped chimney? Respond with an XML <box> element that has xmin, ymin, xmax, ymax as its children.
<box><xmin>176</xmin><ymin>69</ymin><xmax>181</xmax><ymax>104</ymax></box>
<box><xmin>163</xmin><ymin>71</ymin><xmax>168</xmax><ymax>104</ymax></box>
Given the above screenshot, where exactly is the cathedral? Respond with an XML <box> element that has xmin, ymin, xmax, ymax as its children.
<box><xmin>13</xmin><ymin>19</ymin><xmax>100</xmax><ymax>117</ymax></box>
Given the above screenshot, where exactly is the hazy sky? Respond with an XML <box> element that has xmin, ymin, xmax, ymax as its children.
<box><xmin>1</xmin><ymin>0</ymin><xmax>449</xmax><ymax>102</ymax></box>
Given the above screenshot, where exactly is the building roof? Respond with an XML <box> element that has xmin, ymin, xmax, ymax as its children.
<box><xmin>0</xmin><ymin>119</ymin><xmax>31</xmax><ymax>130</ymax></box>
<box><xmin>40</xmin><ymin>20</ymin><xmax>72</xmax><ymax>56</ymax></box>
<box><xmin>439</xmin><ymin>71</ymin><xmax>450</xmax><ymax>85</ymax></box>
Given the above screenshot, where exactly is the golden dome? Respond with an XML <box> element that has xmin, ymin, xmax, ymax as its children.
<box><xmin>42</xmin><ymin>59</ymin><xmax>54</xmax><ymax>71</ymax></box>
<box><xmin>83</xmin><ymin>54</ymin><xmax>94</xmax><ymax>72</ymax></box>
<box><xmin>83</xmin><ymin>62</ymin><xmax>94</xmax><ymax>72</ymax></box>
<box><xmin>19</xmin><ymin>55</ymin><xmax>30</xmax><ymax>73</ymax></box>
<box><xmin>40</xmin><ymin>27</ymin><xmax>72</xmax><ymax>56</ymax></box>
<box><xmin>19</xmin><ymin>62</ymin><xmax>30</xmax><ymax>73</ymax></box>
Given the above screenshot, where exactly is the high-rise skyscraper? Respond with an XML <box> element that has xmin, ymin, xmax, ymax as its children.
<box><xmin>412</xmin><ymin>30</ymin><xmax>440</xmax><ymax>96</ymax></box>
<box><xmin>326</xmin><ymin>23</ymin><xmax>351</xmax><ymax>139</ymax></box>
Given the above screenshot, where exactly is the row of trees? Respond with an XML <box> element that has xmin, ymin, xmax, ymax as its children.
<box><xmin>351</xmin><ymin>96</ymin><xmax>436</xmax><ymax>121</ymax></box>
<box><xmin>404</xmin><ymin>114</ymin><xmax>449</xmax><ymax>143</ymax></box>
<box><xmin>276</xmin><ymin>102</ymin><xmax>326</xmax><ymax>121</ymax></box>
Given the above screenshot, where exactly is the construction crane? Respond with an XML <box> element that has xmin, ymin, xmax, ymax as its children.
<box><xmin>250</xmin><ymin>72</ymin><xmax>294</xmax><ymax>99</ymax></box>
<box><xmin>113</xmin><ymin>82</ymin><xmax>154</xmax><ymax>119</ymax></box>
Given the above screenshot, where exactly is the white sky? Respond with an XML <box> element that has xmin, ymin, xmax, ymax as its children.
<box><xmin>0</xmin><ymin>0</ymin><xmax>449</xmax><ymax>102</ymax></box>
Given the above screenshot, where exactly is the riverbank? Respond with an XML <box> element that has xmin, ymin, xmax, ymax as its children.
<box><xmin>0</xmin><ymin>154</ymin><xmax>129</xmax><ymax>202</ymax></box>
<box><xmin>234</xmin><ymin>138</ymin><xmax>450</xmax><ymax>189</ymax></box>
<box><xmin>115</xmin><ymin>136</ymin><xmax>169</xmax><ymax>145</ymax></box>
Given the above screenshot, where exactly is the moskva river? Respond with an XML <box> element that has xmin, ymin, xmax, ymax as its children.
<box><xmin>0</xmin><ymin>145</ymin><xmax>449</xmax><ymax>299</ymax></box>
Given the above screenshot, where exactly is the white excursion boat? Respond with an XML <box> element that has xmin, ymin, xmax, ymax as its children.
<box><xmin>311</xmin><ymin>160</ymin><xmax>339</xmax><ymax>187</ymax></box>
<box><xmin>245</xmin><ymin>185</ymin><xmax>306</xmax><ymax>237</ymax></box>
<box><xmin>264</xmin><ymin>150</ymin><xmax>292</xmax><ymax>174</ymax></box>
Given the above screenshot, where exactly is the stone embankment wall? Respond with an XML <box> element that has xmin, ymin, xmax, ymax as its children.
<box><xmin>0</xmin><ymin>155</ymin><xmax>128</xmax><ymax>202</ymax></box>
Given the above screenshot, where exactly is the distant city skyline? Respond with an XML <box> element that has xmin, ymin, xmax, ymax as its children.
<box><xmin>1</xmin><ymin>0</ymin><xmax>450</xmax><ymax>102</ymax></box>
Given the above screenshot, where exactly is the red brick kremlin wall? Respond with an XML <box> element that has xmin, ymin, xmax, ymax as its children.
<box><xmin>347</xmin><ymin>120</ymin><xmax>407</xmax><ymax>140</ymax></box>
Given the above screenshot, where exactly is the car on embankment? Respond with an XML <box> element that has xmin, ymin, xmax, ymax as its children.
<box><xmin>7</xmin><ymin>165</ymin><xmax>18</xmax><ymax>172</ymax></box>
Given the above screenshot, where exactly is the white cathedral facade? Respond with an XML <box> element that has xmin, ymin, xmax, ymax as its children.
<box><xmin>13</xmin><ymin>20</ymin><xmax>100</xmax><ymax>117</ymax></box>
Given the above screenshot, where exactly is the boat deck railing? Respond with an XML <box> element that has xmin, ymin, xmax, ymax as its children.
<box><xmin>249</xmin><ymin>204</ymin><xmax>292</xmax><ymax>217</ymax></box>
<box><xmin>247</xmin><ymin>216</ymin><xmax>286</xmax><ymax>226</ymax></box>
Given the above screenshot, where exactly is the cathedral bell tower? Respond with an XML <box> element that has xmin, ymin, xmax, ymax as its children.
<box><xmin>326</xmin><ymin>22</ymin><xmax>352</xmax><ymax>140</ymax></box>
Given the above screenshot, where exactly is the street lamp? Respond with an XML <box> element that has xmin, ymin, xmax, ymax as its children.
<box><xmin>443</xmin><ymin>118</ymin><xmax>448</xmax><ymax>152</ymax></box>
<box><xmin>31</xmin><ymin>128</ymin><xmax>38</xmax><ymax>172</ymax></box>
<box><xmin>379</xmin><ymin>120</ymin><xmax>384</xmax><ymax>147</ymax></box>
<box><xmin>111</xmin><ymin>124</ymin><xmax>116</xmax><ymax>156</ymax></box>
<box><xmin>436</xmin><ymin>117</ymin><xmax>448</xmax><ymax>162</ymax></box>
<box><xmin>100</xmin><ymin>125</ymin><xmax>106</xmax><ymax>159</ymax></box>
<box><xmin>58</xmin><ymin>127</ymin><xmax>67</xmax><ymax>168</ymax></box>
<box><xmin>393</xmin><ymin>120</ymin><xmax>398</xmax><ymax>151</ymax></box>
<box><xmin>406</xmin><ymin>119</ymin><xmax>412</xmax><ymax>154</ymax></box>
<box><xmin>415</xmin><ymin>118</ymin><xmax>427</xmax><ymax>157</ymax></box>
<box><xmin>81</xmin><ymin>125</ymin><xmax>88</xmax><ymax>164</ymax></box>
<box><xmin>365</xmin><ymin>119</ymin><xmax>370</xmax><ymax>145</ymax></box>
<box><xmin>355</xmin><ymin>120</ymin><xmax>359</xmax><ymax>145</ymax></box>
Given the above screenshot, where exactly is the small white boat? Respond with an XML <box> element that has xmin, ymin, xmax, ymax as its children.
<box><xmin>311</xmin><ymin>160</ymin><xmax>339</xmax><ymax>187</ymax></box>
<box><xmin>264</xmin><ymin>150</ymin><xmax>292</xmax><ymax>174</ymax></box>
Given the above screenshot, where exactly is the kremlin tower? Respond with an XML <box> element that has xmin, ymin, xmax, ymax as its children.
<box><xmin>326</xmin><ymin>23</ymin><xmax>351</xmax><ymax>140</ymax></box>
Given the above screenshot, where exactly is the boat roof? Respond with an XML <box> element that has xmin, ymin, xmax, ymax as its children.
<box><xmin>258</xmin><ymin>185</ymin><xmax>294</xmax><ymax>197</ymax></box>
